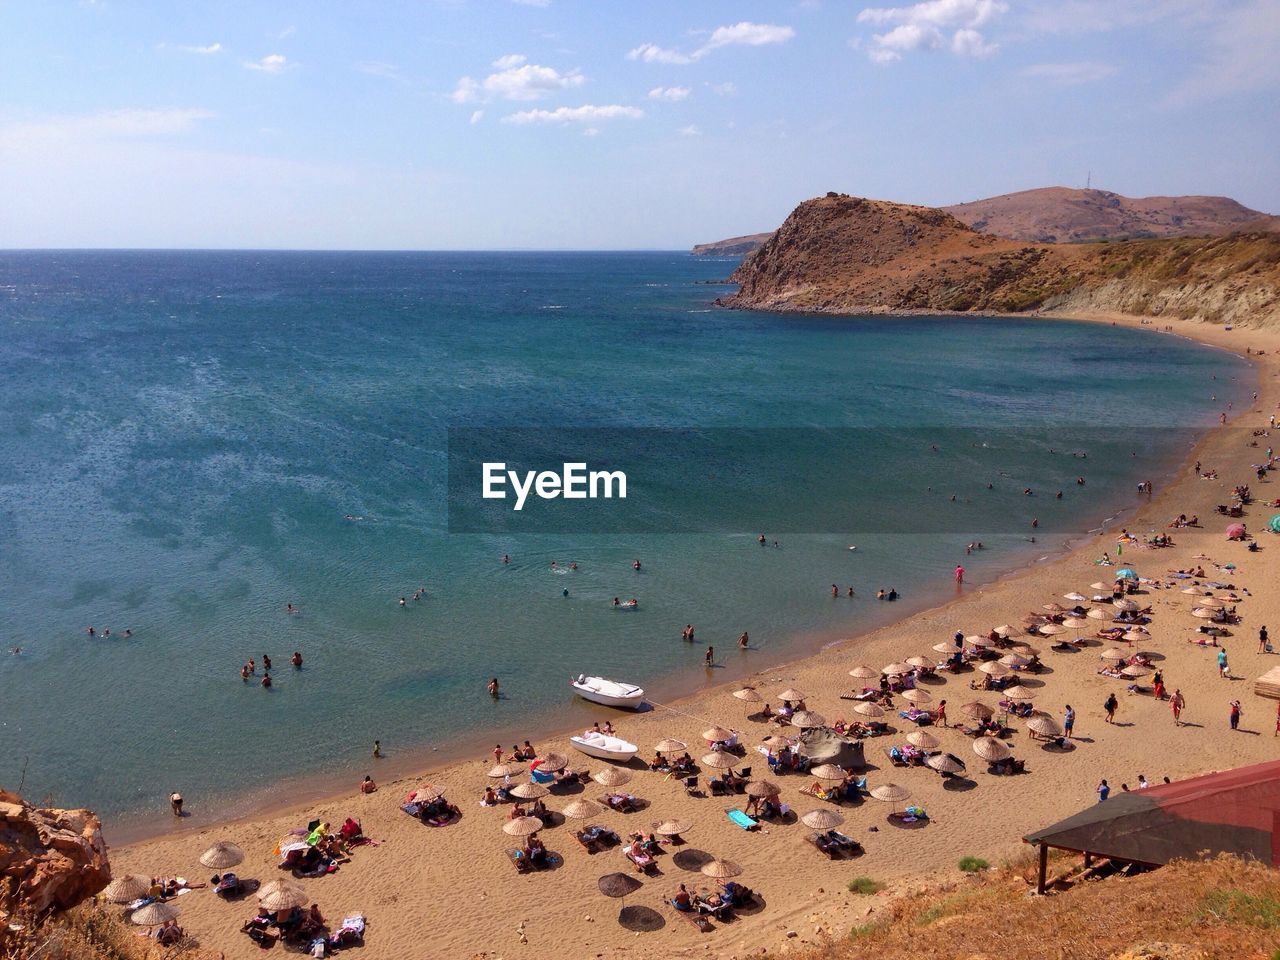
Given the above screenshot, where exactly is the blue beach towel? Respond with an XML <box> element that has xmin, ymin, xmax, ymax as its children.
<box><xmin>726</xmin><ymin>809</ymin><xmax>758</xmax><ymax>830</ymax></box>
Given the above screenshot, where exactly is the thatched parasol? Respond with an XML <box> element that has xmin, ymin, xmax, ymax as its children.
<box><xmin>733</xmin><ymin>688</ymin><xmax>763</xmax><ymax>703</ymax></box>
<box><xmin>509</xmin><ymin>782</ymin><xmax>550</xmax><ymax>800</ymax></box>
<box><xmin>700</xmin><ymin>858</ymin><xmax>743</xmax><ymax>879</ymax></box>
<box><xmin>1037</xmin><ymin>624</ymin><xmax>1066</xmax><ymax>636</ymax></box>
<box><xmin>925</xmin><ymin>753</ymin><xmax>965</xmax><ymax>775</ymax></box>
<box><xmin>1042</xmin><ymin>602</ymin><xmax>1066</xmax><ymax>613</ymax></box>
<box><xmin>598</xmin><ymin>871</ymin><xmax>643</xmax><ymax>902</ymax></box>
<box><xmin>869</xmin><ymin>783</ymin><xmax>911</xmax><ymax>803</ymax></box>
<box><xmin>1061</xmin><ymin>617</ymin><xmax>1091</xmax><ymax>631</ymax></box>
<box><xmin>745</xmin><ymin>780</ymin><xmax>781</xmax><ymax>798</ymax></box>
<box><xmin>932</xmin><ymin>642</ymin><xmax>958</xmax><ymax>654</ymax></box>
<box><xmin>849</xmin><ymin>666</ymin><xmax>879</xmax><ymax>679</ymax></box>
<box><xmin>1192</xmin><ymin>607</ymin><xmax>1218</xmax><ymax>619</ymax></box>
<box><xmin>999</xmin><ymin>653</ymin><xmax>1030</xmax><ymax>669</ymax></box>
<box><xmin>489</xmin><ymin>763</ymin><xmax>523</xmax><ymax>778</ymax></box>
<box><xmin>407</xmin><ymin>784</ymin><xmax>448</xmax><ymax>803</ymax></box>
<box><xmin>562</xmin><ymin>798</ymin><xmax>605</xmax><ymax>821</ymax></box>
<box><xmin>700</xmin><ymin>750</ymin><xmax>737</xmax><ymax>770</ymax></box>
<box><xmin>978</xmin><ymin>661</ymin><xmax>1011</xmax><ymax>677</ymax></box>
<box><xmin>1100</xmin><ymin>647</ymin><xmax>1127</xmax><ymax>661</ymax></box>
<box><xmin>906</xmin><ymin>730</ymin><xmax>940</xmax><ymax>750</ymax></box>
<box><xmin>535</xmin><ymin>752</ymin><xmax>569</xmax><ymax>772</ymax></box>
<box><xmin>654</xmin><ymin>738</ymin><xmax>687</xmax><ymax>754</ymax></box>
<box><xmin>1121</xmin><ymin>664</ymin><xmax>1152</xmax><ymax>677</ymax></box>
<box><xmin>800</xmin><ymin>809</ymin><xmax>845</xmax><ymax>830</ymax></box>
<box><xmin>130</xmin><ymin>902</ymin><xmax>181</xmax><ymax>926</ymax></box>
<box><xmin>906</xmin><ymin>656</ymin><xmax>936</xmax><ymax>669</ymax></box>
<box><xmin>653</xmin><ymin>818</ymin><xmax>693</xmax><ymax>837</ymax></box>
<box><xmin>258</xmin><ymin>884</ymin><xmax>308</xmax><ymax>912</ymax></box>
<box><xmin>1086</xmin><ymin>608</ymin><xmax>1107</xmax><ymax>621</ymax></box>
<box><xmin>1003</xmin><ymin>685</ymin><xmax>1036</xmax><ymax>701</ymax></box>
<box><xmin>972</xmin><ymin>737</ymin><xmax>1012</xmax><ymax>762</ymax></box>
<box><xmin>778</xmin><ymin>688</ymin><xmax>807</xmax><ymax>703</ymax></box>
<box><xmin>852</xmin><ymin>701</ymin><xmax>885</xmax><ymax>718</ymax></box>
<box><xmin>1197</xmin><ymin>596</ymin><xmax>1226</xmax><ymax>609</ymax></box>
<box><xmin>994</xmin><ymin>625</ymin><xmax>1018</xmax><ymax>638</ymax></box>
<box><xmin>593</xmin><ymin>766</ymin><xmax>633</xmax><ymax>787</ymax></box>
<box><xmin>1026</xmin><ymin>714</ymin><xmax>1063</xmax><ymax>738</ymax></box>
<box><xmin>882</xmin><ymin>662</ymin><xmax>912</xmax><ymax>676</ymax></box>
<box><xmin>702</xmin><ymin>725</ymin><xmax>735</xmax><ymax>743</ymax></box>
<box><xmin>959</xmin><ymin>701</ymin><xmax>994</xmax><ymax>720</ymax></box>
<box><xmin>1113</xmin><ymin>598</ymin><xmax>1139</xmax><ymax>613</ymax></box>
<box><xmin>900</xmin><ymin>688</ymin><xmax>932</xmax><ymax>704</ymax></box>
<box><xmin>198</xmin><ymin>841</ymin><xmax>245</xmax><ymax>870</ymax></box>
<box><xmin>502</xmin><ymin>816</ymin><xmax>545</xmax><ymax>837</ymax></box>
<box><xmin>760</xmin><ymin>735</ymin><xmax>793</xmax><ymax>750</ymax></box>
<box><xmin>790</xmin><ymin>710</ymin><xmax>827</xmax><ymax>729</ymax></box>
<box><xmin>808</xmin><ymin>763</ymin><xmax>847</xmax><ymax>782</ymax></box>
<box><xmin>103</xmin><ymin>874</ymin><xmax>152</xmax><ymax>904</ymax></box>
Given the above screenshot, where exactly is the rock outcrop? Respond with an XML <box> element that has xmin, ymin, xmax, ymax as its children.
<box><xmin>0</xmin><ymin>790</ymin><xmax>111</xmax><ymax>917</ymax></box>
<box><xmin>722</xmin><ymin>193</ymin><xmax>1280</xmax><ymax>329</ymax></box>
<box><xmin>690</xmin><ymin>231</ymin><xmax>775</xmax><ymax>256</ymax></box>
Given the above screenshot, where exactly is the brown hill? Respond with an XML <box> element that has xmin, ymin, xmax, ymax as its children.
<box><xmin>690</xmin><ymin>232</ymin><xmax>775</xmax><ymax>256</ymax></box>
<box><xmin>944</xmin><ymin>186</ymin><xmax>1280</xmax><ymax>243</ymax></box>
<box><xmin>723</xmin><ymin>192</ymin><xmax>1280</xmax><ymax>328</ymax></box>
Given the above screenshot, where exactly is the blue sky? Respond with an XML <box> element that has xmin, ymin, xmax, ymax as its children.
<box><xmin>1</xmin><ymin>0</ymin><xmax>1277</xmax><ymax>248</ymax></box>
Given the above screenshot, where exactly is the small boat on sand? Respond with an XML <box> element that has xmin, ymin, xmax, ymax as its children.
<box><xmin>570</xmin><ymin>731</ymin><xmax>639</xmax><ymax>762</ymax></box>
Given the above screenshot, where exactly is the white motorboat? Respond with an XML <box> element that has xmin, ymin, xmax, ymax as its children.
<box><xmin>570</xmin><ymin>731</ymin><xmax>639</xmax><ymax>762</ymax></box>
<box><xmin>570</xmin><ymin>674</ymin><xmax>645</xmax><ymax>709</ymax></box>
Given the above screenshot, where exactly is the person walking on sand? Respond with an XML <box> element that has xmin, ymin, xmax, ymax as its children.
<box><xmin>1260</xmin><ymin>625</ymin><xmax>1270</xmax><ymax>654</ymax></box>
<box><xmin>1171</xmin><ymin>689</ymin><xmax>1185</xmax><ymax>726</ymax></box>
<box><xmin>935</xmin><ymin>699</ymin><xmax>947</xmax><ymax>727</ymax></box>
<box><xmin>1218</xmin><ymin>647</ymin><xmax>1230</xmax><ymax>678</ymax></box>
<box><xmin>1063</xmin><ymin>704</ymin><xmax>1075</xmax><ymax>738</ymax></box>
<box><xmin>1229</xmin><ymin>699</ymin><xmax>1242</xmax><ymax>731</ymax></box>
<box><xmin>704</xmin><ymin>646</ymin><xmax>714</xmax><ymax>667</ymax></box>
<box><xmin>492</xmin><ymin>743</ymin><xmax>502</xmax><ymax>765</ymax></box>
<box><xmin>1104</xmin><ymin>693</ymin><xmax>1119</xmax><ymax>724</ymax></box>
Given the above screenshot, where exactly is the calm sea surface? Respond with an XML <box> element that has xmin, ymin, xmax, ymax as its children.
<box><xmin>0</xmin><ymin>252</ymin><xmax>1249</xmax><ymax>822</ymax></box>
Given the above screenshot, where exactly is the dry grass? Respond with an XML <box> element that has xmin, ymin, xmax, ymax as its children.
<box><xmin>774</xmin><ymin>855</ymin><xmax>1280</xmax><ymax>960</ymax></box>
<box><xmin>2</xmin><ymin>905</ymin><xmax>218</xmax><ymax>960</ymax></box>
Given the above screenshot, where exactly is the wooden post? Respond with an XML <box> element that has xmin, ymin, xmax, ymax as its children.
<box><xmin>1037</xmin><ymin>843</ymin><xmax>1049</xmax><ymax>895</ymax></box>
<box><xmin>1084</xmin><ymin>852</ymin><xmax>1093</xmax><ymax>868</ymax></box>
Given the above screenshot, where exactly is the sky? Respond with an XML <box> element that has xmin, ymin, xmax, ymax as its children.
<box><xmin>1</xmin><ymin>0</ymin><xmax>1278</xmax><ymax>249</ymax></box>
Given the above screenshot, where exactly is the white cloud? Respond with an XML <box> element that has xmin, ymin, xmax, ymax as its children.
<box><xmin>451</xmin><ymin>56</ymin><xmax>584</xmax><ymax>103</ymax></box>
<box><xmin>856</xmin><ymin>0</ymin><xmax>1007</xmax><ymax>62</ymax></box>
<box><xmin>648</xmin><ymin>86</ymin><xmax>691</xmax><ymax>101</ymax></box>
<box><xmin>1021</xmin><ymin>61</ymin><xmax>1116</xmax><ymax>85</ymax></box>
<box><xmin>627</xmin><ymin>21</ymin><xmax>794</xmax><ymax>64</ymax></box>
<box><xmin>583</xmin><ymin>127</ymin><xmax>600</xmax><ymax>137</ymax></box>
<box><xmin>679</xmin><ymin>124</ymin><xmax>702</xmax><ymax>136</ymax></box>
<box><xmin>0</xmin><ymin>109</ymin><xmax>214</xmax><ymax>157</ymax></box>
<box><xmin>626</xmin><ymin>43</ymin><xmax>694</xmax><ymax>65</ymax></box>
<box><xmin>512</xmin><ymin>0</ymin><xmax>551</xmax><ymax>5</ymax></box>
<box><xmin>502</xmin><ymin>104</ymin><xmax>644</xmax><ymax>125</ymax></box>
<box><xmin>469</xmin><ymin>110</ymin><xmax>485</xmax><ymax>125</ymax></box>
<box><xmin>1167</xmin><ymin>0</ymin><xmax>1280</xmax><ymax>104</ymax></box>
<box><xmin>355</xmin><ymin>61</ymin><xmax>403</xmax><ymax>80</ymax></box>
<box><xmin>244</xmin><ymin>53</ymin><xmax>288</xmax><ymax>74</ymax></box>
<box><xmin>709</xmin><ymin>81</ymin><xmax>737</xmax><ymax>95</ymax></box>
<box><xmin>179</xmin><ymin>42</ymin><xmax>221</xmax><ymax>55</ymax></box>
<box><xmin>278</xmin><ymin>25</ymin><xmax>297</xmax><ymax>39</ymax></box>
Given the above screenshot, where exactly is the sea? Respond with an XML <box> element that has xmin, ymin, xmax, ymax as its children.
<box><xmin>0</xmin><ymin>251</ymin><xmax>1251</xmax><ymax>831</ymax></box>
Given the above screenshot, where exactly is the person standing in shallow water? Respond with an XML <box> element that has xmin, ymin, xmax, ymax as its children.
<box><xmin>705</xmin><ymin>646</ymin><xmax>714</xmax><ymax>667</ymax></box>
<box><xmin>488</xmin><ymin>677</ymin><xmax>499</xmax><ymax>698</ymax></box>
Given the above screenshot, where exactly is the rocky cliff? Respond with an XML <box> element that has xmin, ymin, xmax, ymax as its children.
<box><xmin>0</xmin><ymin>790</ymin><xmax>111</xmax><ymax>917</ymax></box>
<box><xmin>723</xmin><ymin>193</ymin><xmax>1280</xmax><ymax>328</ymax></box>
<box><xmin>690</xmin><ymin>232</ymin><xmax>775</xmax><ymax>256</ymax></box>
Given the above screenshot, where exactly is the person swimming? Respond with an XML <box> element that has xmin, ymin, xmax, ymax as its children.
<box><xmin>633</xmin><ymin>559</ymin><xmax>641</xmax><ymax>570</ymax></box>
<box><xmin>291</xmin><ymin>651</ymin><xmax>303</xmax><ymax>669</ymax></box>
<box><xmin>488</xmin><ymin>677</ymin><xmax>499</xmax><ymax>698</ymax></box>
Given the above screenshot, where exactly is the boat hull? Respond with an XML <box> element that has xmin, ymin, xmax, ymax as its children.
<box><xmin>570</xmin><ymin>734</ymin><xmax>639</xmax><ymax>762</ymax></box>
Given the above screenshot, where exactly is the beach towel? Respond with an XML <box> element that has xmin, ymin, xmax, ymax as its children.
<box><xmin>726</xmin><ymin>809</ymin><xmax>758</xmax><ymax>830</ymax></box>
<box><xmin>530</xmin><ymin>768</ymin><xmax>556</xmax><ymax>784</ymax></box>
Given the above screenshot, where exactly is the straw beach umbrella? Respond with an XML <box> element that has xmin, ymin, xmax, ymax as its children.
<box><xmin>849</xmin><ymin>666</ymin><xmax>878</xmax><ymax>679</ymax></box>
<box><xmin>1123</xmin><ymin>630</ymin><xmax>1149</xmax><ymax>643</ymax></box>
<box><xmin>791</xmin><ymin>710</ymin><xmax>827</xmax><ymax>729</ymax></box>
<box><xmin>1042</xmin><ymin>603</ymin><xmax>1066</xmax><ymax>614</ymax></box>
<box><xmin>882</xmin><ymin>662</ymin><xmax>912</xmax><ymax>676</ymax></box>
<box><xmin>972</xmin><ymin>737</ymin><xmax>1012</xmax><ymax>762</ymax></box>
<box><xmin>760</xmin><ymin>735</ymin><xmax>792</xmax><ymax>750</ymax></box>
<box><xmin>198</xmin><ymin>841</ymin><xmax>245</xmax><ymax>870</ymax></box>
<box><xmin>994</xmin><ymin>624</ymin><xmax>1018</xmax><ymax>638</ymax></box>
<box><xmin>258</xmin><ymin>884</ymin><xmax>307</xmax><ymax>913</ymax></box>
<box><xmin>869</xmin><ymin>783</ymin><xmax>911</xmax><ymax>804</ymax></box>
<box><xmin>407</xmin><ymin>784</ymin><xmax>448</xmax><ymax>803</ymax></box>
<box><xmin>967</xmin><ymin>634</ymin><xmax>995</xmax><ymax>648</ymax></box>
<box><xmin>700</xmin><ymin>750</ymin><xmax>737</xmax><ymax>770</ymax></box>
<box><xmin>535</xmin><ymin>752</ymin><xmax>569</xmax><ymax>772</ymax></box>
<box><xmin>979</xmin><ymin>661</ymin><xmax>1011</xmax><ymax>677</ymax></box>
<box><xmin>852</xmin><ymin>701</ymin><xmax>885</xmax><ymax>718</ymax></box>
<box><xmin>926</xmin><ymin>753</ymin><xmax>965</xmax><ymax>775</ymax></box>
<box><xmin>562</xmin><ymin>798</ymin><xmax>604</xmax><ymax>821</ymax></box>
<box><xmin>130</xmin><ymin>902</ymin><xmax>180</xmax><ymax>926</ymax></box>
<box><xmin>1063</xmin><ymin>592</ymin><xmax>1088</xmax><ymax>602</ymax></box>
<box><xmin>778</xmin><ymin>688</ymin><xmax>807</xmax><ymax>703</ymax></box>
<box><xmin>1192</xmin><ymin>607</ymin><xmax>1219</xmax><ymax>619</ymax></box>
<box><xmin>801</xmin><ymin>809</ymin><xmax>845</xmax><ymax>830</ymax></box>
<box><xmin>999</xmin><ymin>653</ymin><xmax>1030</xmax><ymax>669</ymax></box>
<box><xmin>932</xmin><ymin>642</ymin><xmax>958</xmax><ymax>654</ymax></box>
<box><xmin>1113</xmin><ymin>598</ymin><xmax>1139</xmax><ymax>613</ymax></box>
<box><xmin>103</xmin><ymin>874</ymin><xmax>152</xmax><ymax>904</ymax></box>
<box><xmin>809</xmin><ymin>764</ymin><xmax>847</xmax><ymax>782</ymax></box>
<box><xmin>509</xmin><ymin>782</ymin><xmax>550</xmax><ymax>800</ymax></box>
<box><xmin>733</xmin><ymin>688</ymin><xmax>763</xmax><ymax>703</ymax></box>
<box><xmin>1061</xmin><ymin>617</ymin><xmax>1091</xmax><ymax>633</ymax></box>
<box><xmin>1003</xmin><ymin>684</ymin><xmax>1036</xmax><ymax>701</ymax></box>
<box><xmin>1121</xmin><ymin>664</ymin><xmax>1152</xmax><ymax>677</ymax></box>
<box><xmin>906</xmin><ymin>656</ymin><xmax>936</xmax><ymax>670</ymax></box>
<box><xmin>597</xmin><ymin>872</ymin><xmax>643</xmax><ymax>908</ymax></box>
<box><xmin>654</xmin><ymin>738</ymin><xmax>687</xmax><ymax>754</ymax></box>
<box><xmin>900</xmin><ymin>688</ymin><xmax>932</xmax><ymax>704</ymax></box>
<box><xmin>1026</xmin><ymin>714</ymin><xmax>1063</xmax><ymax>738</ymax></box>
<box><xmin>700</xmin><ymin>858</ymin><xmax>743</xmax><ymax>880</ymax></box>
<box><xmin>488</xmin><ymin>763</ymin><xmax>523</xmax><ymax>778</ymax></box>
<box><xmin>1198</xmin><ymin>597</ymin><xmax>1226</xmax><ymax>609</ymax></box>
<box><xmin>906</xmin><ymin>730</ymin><xmax>940</xmax><ymax>750</ymax></box>
<box><xmin>653</xmin><ymin>818</ymin><xmax>693</xmax><ymax>838</ymax></box>
<box><xmin>745</xmin><ymin>780</ymin><xmax>781</xmax><ymax>798</ymax></box>
<box><xmin>593</xmin><ymin>767</ymin><xmax>633</xmax><ymax>788</ymax></box>
<box><xmin>1100</xmin><ymin>647</ymin><xmax>1127</xmax><ymax>661</ymax></box>
<box><xmin>502</xmin><ymin>816</ymin><xmax>544</xmax><ymax>837</ymax></box>
<box><xmin>1037</xmin><ymin>624</ymin><xmax>1066</xmax><ymax>637</ymax></box>
<box><xmin>1086</xmin><ymin>608</ymin><xmax>1108</xmax><ymax>621</ymax></box>
<box><xmin>959</xmin><ymin>702</ymin><xmax>994</xmax><ymax>720</ymax></box>
<box><xmin>702</xmin><ymin>725</ymin><xmax>734</xmax><ymax>743</ymax></box>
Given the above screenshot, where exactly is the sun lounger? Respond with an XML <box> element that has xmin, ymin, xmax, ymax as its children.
<box><xmin>506</xmin><ymin>847</ymin><xmax>553</xmax><ymax>873</ymax></box>
<box><xmin>623</xmin><ymin>847</ymin><xmax>656</xmax><ymax>874</ymax></box>
<box><xmin>598</xmin><ymin>793</ymin><xmax>637</xmax><ymax>813</ymax></box>
<box><xmin>668</xmin><ymin>901</ymin><xmax>714</xmax><ymax>932</ymax></box>
<box><xmin>725</xmin><ymin>808</ymin><xmax>759</xmax><ymax>831</ymax></box>
<box><xmin>574</xmin><ymin>826</ymin><xmax>619</xmax><ymax>853</ymax></box>
<box><xmin>805</xmin><ymin>831</ymin><xmax>844</xmax><ymax>859</ymax></box>
<box><xmin>826</xmin><ymin>829</ymin><xmax>863</xmax><ymax>853</ymax></box>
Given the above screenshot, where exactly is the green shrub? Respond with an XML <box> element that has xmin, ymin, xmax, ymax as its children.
<box><xmin>959</xmin><ymin>856</ymin><xmax>990</xmax><ymax>873</ymax></box>
<box><xmin>847</xmin><ymin>876</ymin><xmax>883</xmax><ymax>895</ymax></box>
<box><xmin>1197</xmin><ymin>889</ymin><xmax>1280</xmax><ymax>929</ymax></box>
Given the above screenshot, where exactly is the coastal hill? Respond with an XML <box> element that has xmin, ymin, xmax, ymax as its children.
<box><xmin>944</xmin><ymin>186</ymin><xmax>1280</xmax><ymax>243</ymax></box>
<box><xmin>691</xmin><ymin>187</ymin><xmax>1280</xmax><ymax>255</ymax></box>
<box><xmin>690</xmin><ymin>232</ymin><xmax>775</xmax><ymax>256</ymax></box>
<box><xmin>722</xmin><ymin>192</ymin><xmax>1280</xmax><ymax>328</ymax></box>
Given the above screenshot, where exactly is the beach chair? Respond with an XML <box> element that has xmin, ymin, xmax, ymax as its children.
<box><xmin>706</xmin><ymin>778</ymin><xmax>729</xmax><ymax>796</ymax></box>
<box><xmin>827</xmin><ymin>830</ymin><xmax>863</xmax><ymax>854</ymax></box>
<box><xmin>724</xmin><ymin>808</ymin><xmax>759</xmax><ymax>831</ymax></box>
<box><xmin>623</xmin><ymin>847</ymin><xmax>657</xmax><ymax>874</ymax></box>
<box><xmin>683</xmin><ymin>775</ymin><xmax>704</xmax><ymax>798</ymax></box>
<box><xmin>667</xmin><ymin>901</ymin><xmax>714</xmax><ymax>932</ymax></box>
<box><xmin>804</xmin><ymin>831</ymin><xmax>843</xmax><ymax>859</ymax></box>
<box><xmin>598</xmin><ymin>793</ymin><xmax>638</xmax><ymax>813</ymax></box>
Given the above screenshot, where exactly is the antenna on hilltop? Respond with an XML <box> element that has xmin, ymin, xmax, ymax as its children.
<box><xmin>1086</xmin><ymin>170</ymin><xmax>1092</xmax><ymax>190</ymax></box>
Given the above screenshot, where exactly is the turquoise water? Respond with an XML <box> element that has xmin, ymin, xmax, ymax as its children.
<box><xmin>0</xmin><ymin>252</ymin><xmax>1249</xmax><ymax>822</ymax></box>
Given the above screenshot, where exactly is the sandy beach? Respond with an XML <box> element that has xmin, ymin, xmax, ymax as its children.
<box><xmin>110</xmin><ymin>310</ymin><xmax>1280</xmax><ymax>960</ymax></box>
